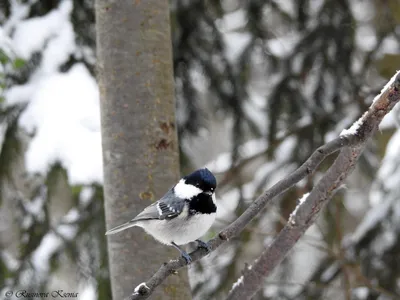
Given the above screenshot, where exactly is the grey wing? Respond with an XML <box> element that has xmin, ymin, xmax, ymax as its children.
<box><xmin>132</xmin><ymin>189</ymin><xmax>185</xmax><ymax>222</ymax></box>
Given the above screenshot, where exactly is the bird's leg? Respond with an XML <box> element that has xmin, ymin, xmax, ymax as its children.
<box><xmin>196</xmin><ymin>239</ymin><xmax>211</xmax><ymax>253</ymax></box>
<box><xmin>171</xmin><ymin>242</ymin><xmax>192</xmax><ymax>264</ymax></box>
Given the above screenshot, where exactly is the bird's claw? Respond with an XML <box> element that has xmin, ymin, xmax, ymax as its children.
<box><xmin>181</xmin><ymin>252</ymin><xmax>192</xmax><ymax>264</ymax></box>
<box><xmin>196</xmin><ymin>239</ymin><xmax>211</xmax><ymax>253</ymax></box>
<box><xmin>171</xmin><ymin>241</ymin><xmax>192</xmax><ymax>265</ymax></box>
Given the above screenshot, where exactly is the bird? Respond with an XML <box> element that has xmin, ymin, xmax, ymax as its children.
<box><xmin>105</xmin><ymin>168</ymin><xmax>217</xmax><ymax>264</ymax></box>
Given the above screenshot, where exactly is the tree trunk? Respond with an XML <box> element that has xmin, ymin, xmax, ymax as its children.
<box><xmin>96</xmin><ymin>1</ymin><xmax>191</xmax><ymax>299</ymax></box>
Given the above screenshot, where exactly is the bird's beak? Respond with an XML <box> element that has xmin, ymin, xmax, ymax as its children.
<box><xmin>205</xmin><ymin>191</ymin><xmax>213</xmax><ymax>196</ymax></box>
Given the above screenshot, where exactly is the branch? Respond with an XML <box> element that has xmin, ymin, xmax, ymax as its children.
<box><xmin>129</xmin><ymin>71</ymin><xmax>400</xmax><ymax>300</ymax></box>
<box><xmin>226</xmin><ymin>71</ymin><xmax>400</xmax><ymax>300</ymax></box>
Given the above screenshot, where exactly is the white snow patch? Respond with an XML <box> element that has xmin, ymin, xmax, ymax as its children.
<box><xmin>223</xmin><ymin>32</ymin><xmax>252</xmax><ymax>62</ymax></box>
<box><xmin>7</xmin><ymin>64</ymin><xmax>103</xmax><ymax>184</ymax></box>
<box><xmin>288</xmin><ymin>192</ymin><xmax>310</xmax><ymax>225</ymax></box>
<box><xmin>247</xmin><ymin>87</ymin><xmax>267</xmax><ymax>108</ymax></box>
<box><xmin>230</xmin><ymin>275</ymin><xmax>243</xmax><ymax>292</ymax></box>
<box><xmin>5</xmin><ymin>81</ymin><xmax>36</xmax><ymax>105</ymax></box>
<box><xmin>57</xmin><ymin>223</ymin><xmax>77</xmax><ymax>239</ymax></box>
<box><xmin>355</xmin><ymin>25</ymin><xmax>377</xmax><ymax>51</ymax></box>
<box><xmin>217</xmin><ymin>188</ymin><xmax>240</xmax><ymax>219</ymax></box>
<box><xmin>272</xmin><ymin>0</ymin><xmax>296</xmax><ymax>17</ymax></box>
<box><xmin>376</xmin><ymin>130</ymin><xmax>400</xmax><ymax>190</ymax></box>
<box><xmin>24</xmin><ymin>194</ymin><xmax>45</xmax><ymax>216</ymax></box>
<box><xmin>0</xmin><ymin>124</ymin><xmax>6</xmax><ymax>154</ymax></box>
<box><xmin>1</xmin><ymin>250</ymin><xmax>20</xmax><ymax>270</ymax></box>
<box><xmin>0</xmin><ymin>28</ymin><xmax>15</xmax><ymax>58</ymax></box>
<box><xmin>321</xmin><ymin>262</ymin><xmax>340</xmax><ymax>282</ymax></box>
<box><xmin>372</xmin><ymin>70</ymin><xmax>400</xmax><ymax>104</ymax></box>
<box><xmin>190</xmin><ymin>67</ymin><xmax>208</xmax><ymax>92</ymax></box>
<box><xmin>205</xmin><ymin>151</ymin><xmax>231</xmax><ymax>173</ymax></box>
<box><xmin>79</xmin><ymin>284</ymin><xmax>97</xmax><ymax>300</ymax></box>
<box><xmin>347</xmin><ymin>197</ymin><xmax>393</xmax><ymax>244</ymax></box>
<box><xmin>266</xmin><ymin>34</ymin><xmax>301</xmax><ymax>58</ymax></box>
<box><xmin>11</xmin><ymin>0</ymin><xmax>73</xmax><ymax>59</ymax></box>
<box><xmin>31</xmin><ymin>233</ymin><xmax>63</xmax><ymax>273</ymax></box>
<box><xmin>217</xmin><ymin>7</ymin><xmax>251</xmax><ymax>62</ymax></box>
<box><xmin>40</xmin><ymin>18</ymin><xmax>75</xmax><ymax>75</ymax></box>
<box><xmin>352</xmin><ymin>287</ymin><xmax>369</xmax><ymax>299</ymax></box>
<box><xmin>324</xmin><ymin>131</ymin><xmax>338</xmax><ymax>143</ymax></box>
<box><xmin>133</xmin><ymin>282</ymin><xmax>150</xmax><ymax>295</ymax></box>
<box><xmin>2</xmin><ymin>1</ymin><xmax>31</xmax><ymax>35</ymax></box>
<box><xmin>380</xmin><ymin>36</ymin><xmax>400</xmax><ymax>55</ymax></box>
<box><xmin>80</xmin><ymin>187</ymin><xmax>95</xmax><ymax>207</ymax></box>
<box><xmin>340</xmin><ymin>112</ymin><xmax>367</xmax><ymax>136</ymax></box>
<box><xmin>62</xmin><ymin>208</ymin><xmax>80</xmax><ymax>223</ymax></box>
<box><xmin>350</xmin><ymin>1</ymin><xmax>375</xmax><ymax>21</ymax></box>
<box><xmin>220</xmin><ymin>9</ymin><xmax>247</xmax><ymax>31</ymax></box>
<box><xmin>379</xmin><ymin>112</ymin><xmax>396</xmax><ymax>129</ymax></box>
<box><xmin>239</xmin><ymin>139</ymin><xmax>268</xmax><ymax>157</ymax></box>
<box><xmin>4</xmin><ymin>0</ymin><xmax>102</xmax><ymax>186</ymax></box>
<box><xmin>264</xmin><ymin>284</ymin><xmax>279</xmax><ymax>297</ymax></box>
<box><xmin>32</xmin><ymin>217</ymin><xmax>78</xmax><ymax>273</ymax></box>
<box><xmin>242</xmin><ymin>181</ymin><xmax>258</xmax><ymax>200</ymax></box>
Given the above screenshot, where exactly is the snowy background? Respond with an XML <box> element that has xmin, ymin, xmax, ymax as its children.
<box><xmin>1</xmin><ymin>0</ymin><xmax>400</xmax><ymax>299</ymax></box>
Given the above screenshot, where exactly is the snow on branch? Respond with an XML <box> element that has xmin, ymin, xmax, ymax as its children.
<box><xmin>288</xmin><ymin>192</ymin><xmax>309</xmax><ymax>226</ymax></box>
<box><xmin>133</xmin><ymin>283</ymin><xmax>150</xmax><ymax>296</ymax></box>
<box><xmin>129</xmin><ymin>72</ymin><xmax>400</xmax><ymax>300</ymax></box>
<box><xmin>340</xmin><ymin>71</ymin><xmax>400</xmax><ymax>136</ymax></box>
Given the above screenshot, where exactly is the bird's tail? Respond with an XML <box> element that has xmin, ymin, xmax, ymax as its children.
<box><xmin>105</xmin><ymin>221</ymin><xmax>138</xmax><ymax>235</ymax></box>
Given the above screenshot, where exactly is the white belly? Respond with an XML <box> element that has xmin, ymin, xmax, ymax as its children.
<box><xmin>136</xmin><ymin>211</ymin><xmax>216</xmax><ymax>245</ymax></box>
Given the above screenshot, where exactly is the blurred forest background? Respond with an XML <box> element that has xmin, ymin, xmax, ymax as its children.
<box><xmin>1</xmin><ymin>0</ymin><xmax>400</xmax><ymax>299</ymax></box>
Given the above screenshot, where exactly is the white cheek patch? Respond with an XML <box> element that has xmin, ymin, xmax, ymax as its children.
<box><xmin>174</xmin><ymin>179</ymin><xmax>202</xmax><ymax>199</ymax></box>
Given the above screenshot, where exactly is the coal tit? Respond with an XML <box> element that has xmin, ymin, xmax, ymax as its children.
<box><xmin>105</xmin><ymin>168</ymin><xmax>217</xmax><ymax>264</ymax></box>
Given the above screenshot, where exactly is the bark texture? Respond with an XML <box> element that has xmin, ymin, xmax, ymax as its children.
<box><xmin>96</xmin><ymin>1</ymin><xmax>191</xmax><ymax>299</ymax></box>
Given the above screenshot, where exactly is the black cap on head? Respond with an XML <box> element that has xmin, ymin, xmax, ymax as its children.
<box><xmin>184</xmin><ymin>168</ymin><xmax>217</xmax><ymax>192</ymax></box>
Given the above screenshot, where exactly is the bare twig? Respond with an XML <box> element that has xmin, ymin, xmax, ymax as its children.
<box><xmin>130</xmin><ymin>72</ymin><xmax>400</xmax><ymax>300</ymax></box>
<box><xmin>226</xmin><ymin>72</ymin><xmax>400</xmax><ymax>300</ymax></box>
